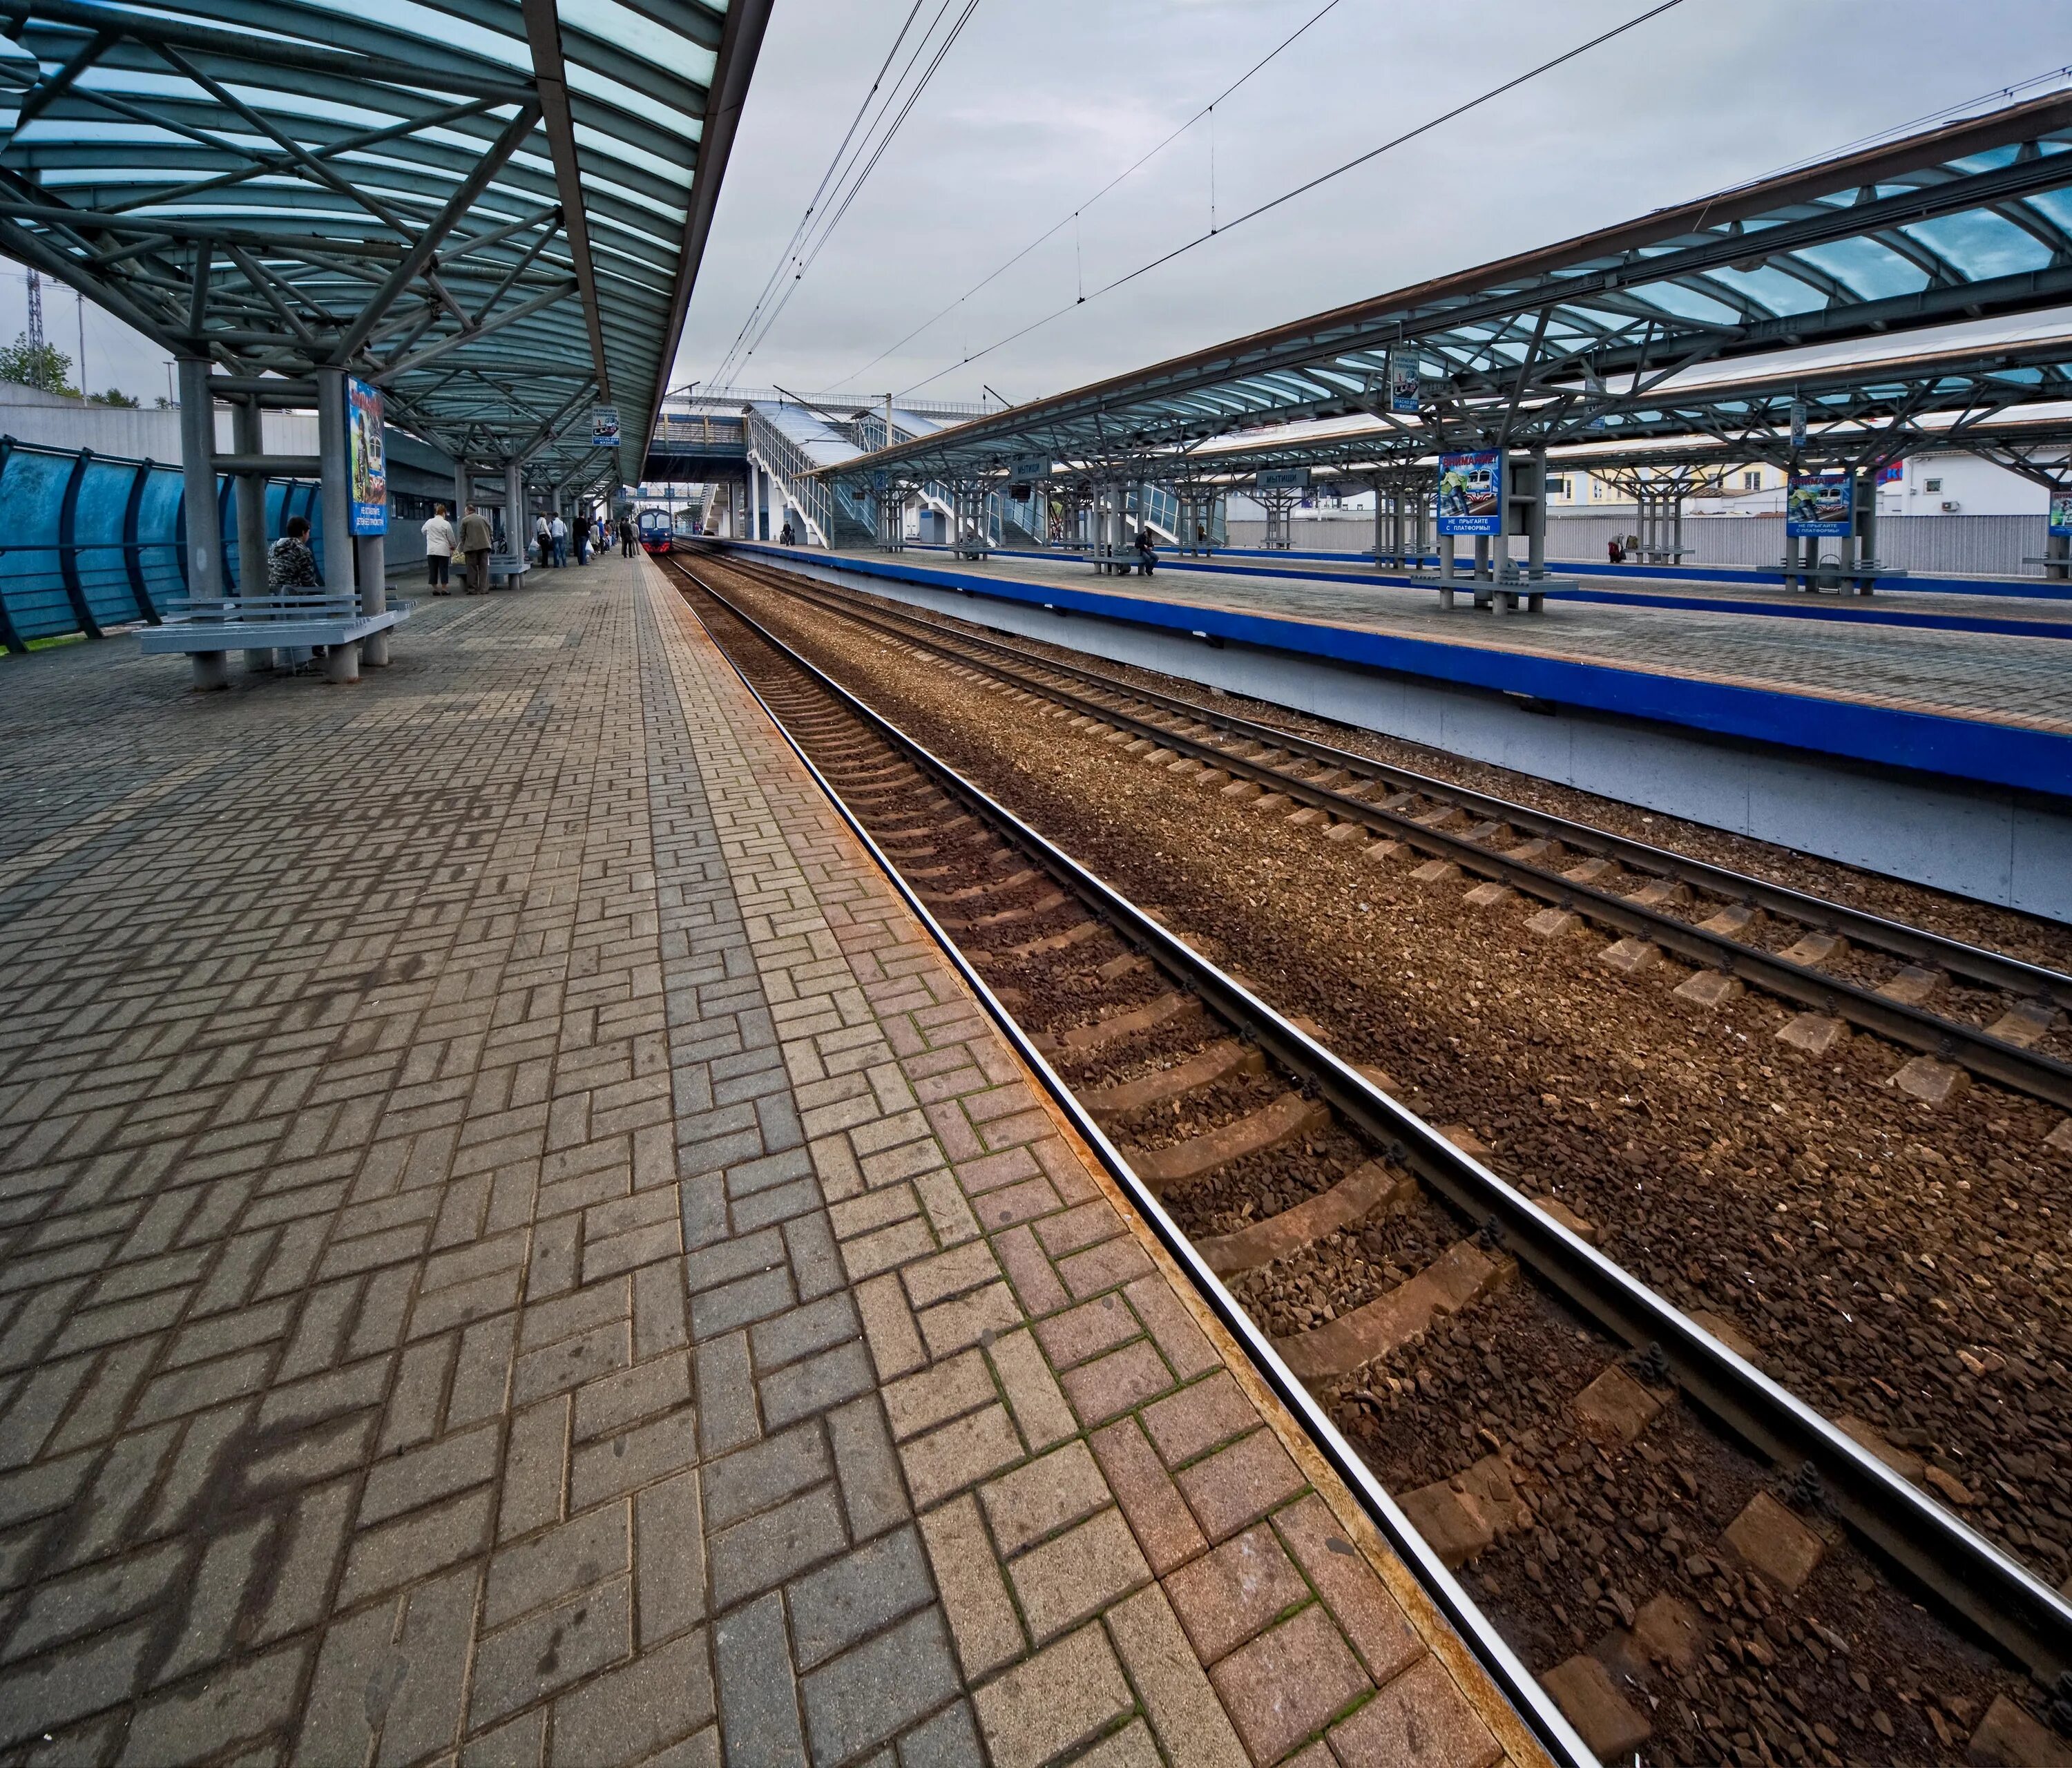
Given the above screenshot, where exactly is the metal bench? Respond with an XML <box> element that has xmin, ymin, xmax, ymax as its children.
<box><xmin>138</xmin><ymin>593</ymin><xmax>410</xmax><ymax>688</ymax></box>
<box><xmin>1077</xmin><ymin>548</ymin><xmax>1155</xmax><ymax>577</ymax></box>
<box><xmin>1776</xmin><ymin>557</ymin><xmax>1903</xmax><ymax>594</ymax></box>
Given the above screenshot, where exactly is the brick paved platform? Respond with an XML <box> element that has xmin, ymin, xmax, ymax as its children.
<box><xmin>0</xmin><ymin>555</ymin><xmax>1542</xmax><ymax>1767</ymax></box>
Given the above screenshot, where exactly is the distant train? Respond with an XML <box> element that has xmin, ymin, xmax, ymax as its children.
<box><xmin>637</xmin><ymin>508</ymin><xmax>674</xmax><ymax>556</ymax></box>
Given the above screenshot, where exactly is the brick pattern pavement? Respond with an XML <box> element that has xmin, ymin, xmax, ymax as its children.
<box><xmin>0</xmin><ymin>556</ymin><xmax>1538</xmax><ymax>1767</ymax></box>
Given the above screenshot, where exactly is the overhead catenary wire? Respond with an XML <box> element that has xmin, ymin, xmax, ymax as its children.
<box><xmin>894</xmin><ymin>0</ymin><xmax>1687</xmax><ymax>399</ymax></box>
<box><xmin>826</xmin><ymin>0</ymin><xmax>1346</xmax><ymax>396</ymax></box>
<box><xmin>705</xmin><ymin>0</ymin><xmax>979</xmax><ymax>390</ymax></box>
<box><xmin>706</xmin><ymin>0</ymin><xmax>932</xmax><ymax>391</ymax></box>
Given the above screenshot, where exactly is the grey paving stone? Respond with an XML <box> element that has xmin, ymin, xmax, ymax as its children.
<box><xmin>827</xmin><ymin>1397</ymin><xmax>911</xmax><ymax>1541</ymax></box>
<box><xmin>673</xmin><ymin>1065</ymin><xmax>716</xmax><ymax>1119</ymax></box>
<box><xmin>713</xmin><ymin>1592</ymin><xmax>807</xmax><ymax>1768</ymax></box>
<box><xmin>467</xmin><ymin>1577</ymin><xmax>633</xmax><ymax>1731</ymax></box>
<box><xmin>800</xmin><ymin>1608</ymin><xmax>961</xmax><ymax>1767</ymax></box>
<box><xmin>546</xmin><ymin>1626</ymin><xmax>713</xmax><ymax>1767</ymax></box>
<box><xmin>681</xmin><ymin>1173</ymin><xmax>730</xmax><ymax>1252</ymax></box>
<box><xmin>761</xmin><ymin>1342</ymin><xmax>878</xmax><ymax>1431</ymax></box>
<box><xmin>712</xmin><ymin>1046</ymin><xmax>787</xmax><ymax>1085</ymax></box>
<box><xmin>716</xmin><ymin>1064</ymin><xmax>793</xmax><ymax>1108</ymax></box>
<box><xmin>689</xmin><ymin>1265</ymin><xmax>796</xmax><ymax>1343</ymax></box>
<box><xmin>783</xmin><ymin>1213</ymin><xmax>846</xmax><ymax>1303</ymax></box>
<box><xmin>750</xmin><ymin>1294</ymin><xmax>860</xmax><ymax>1373</ymax></box>
<box><xmin>727</xmin><ymin>1146</ymin><xmax>814</xmax><ymax>1199</ymax></box>
<box><xmin>731</xmin><ymin>1177</ymin><xmax>824</xmax><ymax>1235</ymax></box>
<box><xmin>703</xmin><ymin>1423</ymin><xmax>833</xmax><ymax>1532</ymax></box>
<box><xmin>755</xmin><ymin>1093</ymin><xmax>806</xmax><ymax>1154</ymax></box>
<box><xmin>685</xmin><ymin>1227</ymin><xmax>787</xmax><ymax>1298</ymax></box>
<box><xmin>700</xmin><ymin>1334</ymin><xmax>767</xmax><ymax>1459</ymax></box>
<box><xmin>709</xmin><ymin>1486</ymin><xmax>849</xmax><ymax>1613</ymax></box>
<box><xmin>785</xmin><ymin>1526</ymin><xmax>934</xmax><ymax>1672</ymax></box>
<box><xmin>896</xmin><ymin>1700</ymin><xmax>985</xmax><ymax>1768</ymax></box>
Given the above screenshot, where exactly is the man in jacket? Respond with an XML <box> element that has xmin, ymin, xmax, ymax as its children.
<box><xmin>459</xmin><ymin>503</ymin><xmax>495</xmax><ymax>593</ymax></box>
<box><xmin>549</xmin><ymin>512</ymin><xmax>568</xmax><ymax>568</ymax></box>
<box><xmin>268</xmin><ymin>516</ymin><xmax>324</xmax><ymax>593</ymax></box>
<box><xmin>421</xmin><ymin>503</ymin><xmax>456</xmax><ymax>594</ymax></box>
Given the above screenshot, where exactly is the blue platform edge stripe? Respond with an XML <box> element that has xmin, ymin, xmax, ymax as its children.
<box><xmin>718</xmin><ymin>541</ymin><xmax>2072</xmax><ymax>801</ymax></box>
<box><xmin>926</xmin><ymin>544</ymin><xmax>2072</xmax><ymax>640</ymax></box>
<box><xmin>1188</xmin><ymin>544</ymin><xmax>2072</xmax><ymax>603</ymax></box>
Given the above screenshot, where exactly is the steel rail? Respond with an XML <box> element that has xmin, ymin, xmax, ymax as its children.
<box><xmin>717</xmin><ymin>550</ymin><xmax>2072</xmax><ymax>1008</ymax></box>
<box><xmin>676</xmin><ymin>560</ymin><xmax>2072</xmax><ymax>1691</ymax></box>
<box><xmin>669</xmin><ymin>568</ymin><xmax>1598</xmax><ymax>1768</ymax></box>
<box><xmin>709</xmin><ymin>553</ymin><xmax>2072</xmax><ymax>1111</ymax></box>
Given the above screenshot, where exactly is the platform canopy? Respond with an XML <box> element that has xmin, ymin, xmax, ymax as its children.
<box><xmin>828</xmin><ymin>90</ymin><xmax>2072</xmax><ymax>486</ymax></box>
<box><xmin>0</xmin><ymin>0</ymin><xmax>769</xmax><ymax>493</ymax></box>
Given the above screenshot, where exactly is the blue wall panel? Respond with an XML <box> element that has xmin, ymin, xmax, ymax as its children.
<box><xmin>0</xmin><ymin>437</ymin><xmax>318</xmax><ymax>651</ymax></box>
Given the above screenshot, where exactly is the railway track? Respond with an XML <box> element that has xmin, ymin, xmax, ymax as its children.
<box><xmin>703</xmin><ymin>547</ymin><xmax>2072</xmax><ymax>1122</ymax></box>
<box><xmin>666</xmin><ymin>557</ymin><xmax>2072</xmax><ymax>1768</ymax></box>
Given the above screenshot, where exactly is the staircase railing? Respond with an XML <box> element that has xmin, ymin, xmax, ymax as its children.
<box><xmin>742</xmin><ymin>406</ymin><xmax>834</xmax><ymax>547</ymax></box>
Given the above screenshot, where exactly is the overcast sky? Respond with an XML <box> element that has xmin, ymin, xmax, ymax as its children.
<box><xmin>6</xmin><ymin>0</ymin><xmax>2066</xmax><ymax>416</ymax></box>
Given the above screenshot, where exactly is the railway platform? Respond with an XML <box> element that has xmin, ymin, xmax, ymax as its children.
<box><xmin>0</xmin><ymin>550</ymin><xmax>1544</xmax><ymax>1767</ymax></box>
<box><xmin>717</xmin><ymin>541</ymin><xmax>2072</xmax><ymax>923</ymax></box>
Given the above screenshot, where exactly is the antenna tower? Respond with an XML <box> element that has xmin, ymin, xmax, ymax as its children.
<box><xmin>25</xmin><ymin>269</ymin><xmax>43</xmax><ymax>350</ymax></box>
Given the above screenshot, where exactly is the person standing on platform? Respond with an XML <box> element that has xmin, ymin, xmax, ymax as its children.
<box><xmin>574</xmin><ymin>512</ymin><xmax>591</xmax><ymax>566</ymax></box>
<box><xmin>533</xmin><ymin>510</ymin><xmax>550</xmax><ymax>568</ymax></box>
<box><xmin>421</xmin><ymin>503</ymin><xmax>455</xmax><ymax>595</ymax></box>
<box><xmin>459</xmin><ymin>503</ymin><xmax>493</xmax><ymax>594</ymax></box>
<box><xmin>549</xmin><ymin>512</ymin><xmax>567</xmax><ymax>568</ymax></box>
<box><xmin>620</xmin><ymin>515</ymin><xmax>635</xmax><ymax>557</ymax></box>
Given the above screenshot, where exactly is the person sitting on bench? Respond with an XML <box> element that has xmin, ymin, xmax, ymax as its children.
<box><xmin>1135</xmin><ymin>526</ymin><xmax>1158</xmax><ymax>575</ymax></box>
<box><xmin>269</xmin><ymin>516</ymin><xmax>323</xmax><ymax>593</ymax></box>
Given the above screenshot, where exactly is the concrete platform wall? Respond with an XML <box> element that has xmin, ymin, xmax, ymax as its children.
<box><xmin>751</xmin><ymin>553</ymin><xmax>2072</xmax><ymax>926</ymax></box>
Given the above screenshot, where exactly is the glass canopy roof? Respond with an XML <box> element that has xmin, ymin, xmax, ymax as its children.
<box><xmin>832</xmin><ymin>90</ymin><xmax>2072</xmax><ymax>488</ymax></box>
<box><xmin>0</xmin><ymin>0</ymin><xmax>767</xmax><ymax>490</ymax></box>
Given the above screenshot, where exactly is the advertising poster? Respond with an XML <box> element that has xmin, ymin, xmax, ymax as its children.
<box><xmin>347</xmin><ymin>376</ymin><xmax>387</xmax><ymax>536</ymax></box>
<box><xmin>1875</xmin><ymin>460</ymin><xmax>1903</xmax><ymax>486</ymax></box>
<box><xmin>1437</xmin><ymin>450</ymin><xmax>1503</xmax><ymax>536</ymax></box>
<box><xmin>2050</xmin><ymin>494</ymin><xmax>2072</xmax><ymax>538</ymax></box>
<box><xmin>591</xmin><ymin>405</ymin><xmax>620</xmax><ymax>448</ymax></box>
<box><xmin>1785</xmin><ymin>470</ymin><xmax>1853</xmax><ymax>537</ymax></box>
<box><xmin>1388</xmin><ymin>356</ymin><xmax>1421</xmax><ymax>414</ymax></box>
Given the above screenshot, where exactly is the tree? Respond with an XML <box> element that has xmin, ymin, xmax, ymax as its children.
<box><xmin>0</xmin><ymin>332</ymin><xmax>75</xmax><ymax>394</ymax></box>
<box><xmin>88</xmin><ymin>387</ymin><xmax>139</xmax><ymax>407</ymax></box>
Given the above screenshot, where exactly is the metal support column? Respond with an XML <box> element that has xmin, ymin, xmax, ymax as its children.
<box><xmin>1854</xmin><ymin>472</ymin><xmax>1877</xmax><ymax>595</ymax></box>
<box><xmin>358</xmin><ymin>528</ymin><xmax>388</xmax><ymax>664</ymax></box>
<box><xmin>1439</xmin><ymin>532</ymin><xmax>1457</xmax><ymax>610</ymax></box>
<box><xmin>506</xmin><ymin>459</ymin><xmax>525</xmax><ymax>585</ymax></box>
<box><xmin>231</xmin><ymin>396</ymin><xmax>274</xmax><ymax>672</ymax></box>
<box><xmin>176</xmin><ymin>355</ymin><xmax>228</xmax><ymax>689</ymax></box>
<box><xmin>1528</xmin><ymin>448</ymin><xmax>1548</xmax><ymax>581</ymax></box>
<box><xmin>315</xmin><ymin>367</ymin><xmax>360</xmax><ymax>684</ymax></box>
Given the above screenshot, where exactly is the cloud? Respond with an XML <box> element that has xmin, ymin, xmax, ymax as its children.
<box><xmin>679</xmin><ymin>0</ymin><xmax>2071</xmax><ymax>404</ymax></box>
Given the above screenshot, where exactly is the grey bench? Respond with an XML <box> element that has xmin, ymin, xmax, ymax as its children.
<box><xmin>140</xmin><ymin>593</ymin><xmax>410</xmax><ymax>688</ymax></box>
